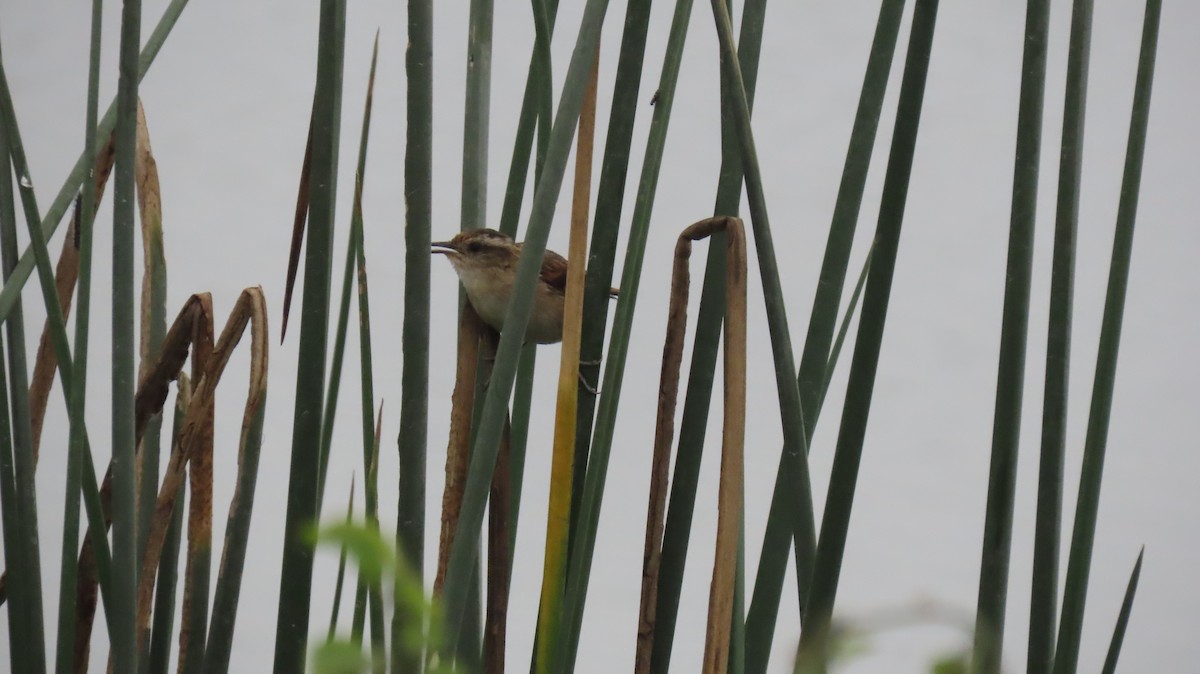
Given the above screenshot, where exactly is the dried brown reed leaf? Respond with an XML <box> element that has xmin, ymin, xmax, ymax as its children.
<box><xmin>280</xmin><ymin>103</ymin><xmax>316</xmax><ymax>342</ymax></box>
<box><xmin>136</xmin><ymin>97</ymin><xmax>166</xmax><ymax>382</ymax></box>
<box><xmin>178</xmin><ymin>291</ymin><xmax>215</xmax><ymax>669</ymax></box>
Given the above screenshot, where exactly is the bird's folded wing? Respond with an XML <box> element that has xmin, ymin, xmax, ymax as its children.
<box><xmin>539</xmin><ymin>248</ymin><xmax>570</xmax><ymax>295</ymax></box>
<box><xmin>536</xmin><ymin>246</ymin><xmax>619</xmax><ymax>298</ymax></box>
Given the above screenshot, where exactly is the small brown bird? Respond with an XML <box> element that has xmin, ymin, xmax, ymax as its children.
<box><xmin>431</xmin><ymin>228</ymin><xmax>618</xmax><ymax>344</ymax></box>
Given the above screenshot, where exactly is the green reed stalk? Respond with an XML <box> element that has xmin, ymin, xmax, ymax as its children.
<box><xmin>395</xmin><ymin>0</ymin><xmax>432</xmax><ymax>667</ymax></box>
<box><xmin>273</xmin><ymin>1</ymin><xmax>346</xmax><ymax>670</ymax></box>
<box><xmin>1054</xmin><ymin>1</ymin><xmax>1160</xmax><ymax>670</ymax></box>
<box><xmin>799</xmin><ymin>2</ymin><xmax>940</xmax><ymax>670</ymax></box>
<box><xmin>110</xmin><ymin>1</ymin><xmax>144</xmax><ymax>670</ymax></box>
<box><xmin>972</xmin><ymin>2</ymin><xmax>1050</xmax><ymax>672</ymax></box>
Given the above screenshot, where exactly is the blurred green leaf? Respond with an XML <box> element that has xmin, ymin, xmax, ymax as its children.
<box><xmin>930</xmin><ymin>653</ymin><xmax>970</xmax><ymax>674</ymax></box>
<box><xmin>312</xmin><ymin>639</ymin><xmax>372</xmax><ymax>674</ymax></box>
<box><xmin>312</xmin><ymin>523</ymin><xmax>396</xmax><ymax>585</ymax></box>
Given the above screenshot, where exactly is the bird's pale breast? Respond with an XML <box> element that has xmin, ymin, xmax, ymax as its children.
<box><xmin>456</xmin><ymin>264</ymin><xmax>564</xmax><ymax>344</ymax></box>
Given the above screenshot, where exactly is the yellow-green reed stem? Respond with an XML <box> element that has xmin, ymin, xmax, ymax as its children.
<box><xmin>536</xmin><ymin>48</ymin><xmax>599</xmax><ymax>674</ymax></box>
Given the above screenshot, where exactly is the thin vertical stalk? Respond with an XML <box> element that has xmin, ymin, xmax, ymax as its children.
<box><xmin>974</xmin><ymin>1</ymin><xmax>1051</xmax><ymax>672</ymax></box>
<box><xmin>351</xmin><ymin>572</ymin><xmax>369</xmax><ymax>645</ymax></box>
<box><xmin>1021</xmin><ymin>0</ymin><xmax>1095</xmax><ymax>671</ymax></box>
<box><xmin>396</xmin><ymin>0</ymin><xmax>432</xmax><ymax>667</ymax></box>
<box><xmin>328</xmin><ymin>479</ymin><xmax>357</xmax><ymax>640</ymax></box>
<box><xmin>111</xmin><ymin>1</ymin><xmax>144</xmax><ymax>670</ymax></box>
<box><xmin>273</xmin><ymin>0</ymin><xmax>346</xmax><ymax>670</ymax></box>
<box><xmin>484</xmin><ymin>413</ymin><xmax>512</xmax><ymax>674</ymax></box>
<box><xmin>527</xmin><ymin>0</ymin><xmax>558</xmax><ymax>186</ymax></box>
<box><xmin>54</xmin><ymin>4</ymin><xmax>103</xmax><ymax>670</ymax></box>
<box><xmin>454</xmin><ymin>0</ymin><xmax>495</xmax><ymax>664</ymax></box>
<box><xmin>461</xmin><ymin>0</ymin><xmax>494</xmax><ymax>236</ymax></box>
<box><xmin>202</xmin><ymin>377</ymin><xmax>269</xmax><ymax>674</ymax></box>
<box><xmin>799</xmin><ymin>1</ymin><xmax>940</xmax><ymax>669</ymax></box>
<box><xmin>314</xmin><ymin>139</ymin><xmax>362</xmax><ymax>514</ymax></box>
<box><xmin>818</xmin><ymin>248</ymin><xmax>874</xmax><ymax>415</ymax></box>
<box><xmin>1032</xmin><ymin>0</ymin><xmax>1099</xmax><ymax>662</ymax></box>
<box><xmin>0</xmin><ymin>335</ymin><xmax>37</xmax><ymax>674</ymax></box>
<box><xmin>505</xmin><ymin>347</ymin><xmax>535</xmax><ymax>559</ymax></box>
<box><xmin>148</xmin><ymin>380</ymin><xmax>191</xmax><ymax>674</ymax></box>
<box><xmin>1054</xmin><ymin>0</ymin><xmax>1160</xmax><ymax>670</ymax></box>
<box><xmin>0</xmin><ymin>124</ymin><xmax>42</xmax><ymax>674</ymax></box>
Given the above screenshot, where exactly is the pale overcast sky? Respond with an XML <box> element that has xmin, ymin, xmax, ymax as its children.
<box><xmin>2</xmin><ymin>0</ymin><xmax>1198</xmax><ymax>672</ymax></box>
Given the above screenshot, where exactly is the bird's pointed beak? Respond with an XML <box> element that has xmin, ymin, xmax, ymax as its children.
<box><xmin>431</xmin><ymin>241</ymin><xmax>457</xmax><ymax>255</ymax></box>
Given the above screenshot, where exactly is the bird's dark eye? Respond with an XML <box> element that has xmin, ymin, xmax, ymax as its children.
<box><xmin>467</xmin><ymin>241</ymin><xmax>484</xmax><ymax>253</ymax></box>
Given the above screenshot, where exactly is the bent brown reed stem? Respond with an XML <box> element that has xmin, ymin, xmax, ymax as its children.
<box><xmin>634</xmin><ymin>216</ymin><xmax>747</xmax><ymax>674</ymax></box>
<box><xmin>433</xmin><ymin>304</ymin><xmax>487</xmax><ymax>598</ymax></box>
<box><xmin>66</xmin><ymin>289</ymin><xmax>264</xmax><ymax>669</ymax></box>
<box><xmin>133</xmin><ymin>288</ymin><xmax>268</xmax><ymax>655</ymax></box>
<box><xmin>178</xmin><ymin>291</ymin><xmax>215</xmax><ymax>674</ymax></box>
<box><xmin>483</xmin><ymin>330</ymin><xmax>512</xmax><ymax>674</ymax></box>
